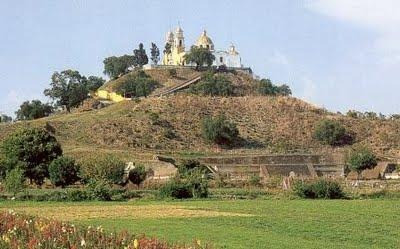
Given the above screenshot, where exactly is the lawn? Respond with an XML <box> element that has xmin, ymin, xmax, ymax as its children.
<box><xmin>1</xmin><ymin>199</ymin><xmax>399</xmax><ymax>249</ymax></box>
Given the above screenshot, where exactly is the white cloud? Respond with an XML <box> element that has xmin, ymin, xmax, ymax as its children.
<box><xmin>306</xmin><ymin>0</ymin><xmax>400</xmax><ymax>59</ymax></box>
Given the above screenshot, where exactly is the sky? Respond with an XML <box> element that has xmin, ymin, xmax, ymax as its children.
<box><xmin>1</xmin><ymin>0</ymin><xmax>400</xmax><ymax>116</ymax></box>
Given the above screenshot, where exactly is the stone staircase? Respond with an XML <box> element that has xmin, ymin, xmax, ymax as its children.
<box><xmin>153</xmin><ymin>75</ymin><xmax>202</xmax><ymax>97</ymax></box>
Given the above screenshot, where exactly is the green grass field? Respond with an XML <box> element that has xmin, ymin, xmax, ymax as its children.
<box><xmin>1</xmin><ymin>199</ymin><xmax>399</xmax><ymax>249</ymax></box>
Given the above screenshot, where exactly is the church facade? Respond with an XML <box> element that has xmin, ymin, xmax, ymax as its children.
<box><xmin>162</xmin><ymin>26</ymin><xmax>242</xmax><ymax>68</ymax></box>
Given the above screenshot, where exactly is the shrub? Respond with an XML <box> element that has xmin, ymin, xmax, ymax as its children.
<box><xmin>49</xmin><ymin>156</ymin><xmax>80</xmax><ymax>187</ymax></box>
<box><xmin>189</xmin><ymin>74</ymin><xmax>234</xmax><ymax>96</ymax></box>
<box><xmin>128</xmin><ymin>165</ymin><xmax>147</xmax><ymax>186</ymax></box>
<box><xmin>347</xmin><ymin>146</ymin><xmax>377</xmax><ymax>177</ymax></box>
<box><xmin>257</xmin><ymin>78</ymin><xmax>291</xmax><ymax>96</ymax></box>
<box><xmin>187</xmin><ymin>170</ymin><xmax>209</xmax><ymax>198</ymax></box>
<box><xmin>115</xmin><ymin>71</ymin><xmax>158</xmax><ymax>98</ymax></box>
<box><xmin>201</xmin><ymin>115</ymin><xmax>239</xmax><ymax>146</ymax></box>
<box><xmin>80</xmin><ymin>154</ymin><xmax>126</xmax><ymax>185</ymax></box>
<box><xmin>1</xmin><ymin>127</ymin><xmax>62</xmax><ymax>185</ymax></box>
<box><xmin>4</xmin><ymin>168</ymin><xmax>25</xmax><ymax>196</ymax></box>
<box><xmin>86</xmin><ymin>180</ymin><xmax>112</xmax><ymax>201</ymax></box>
<box><xmin>158</xmin><ymin>179</ymin><xmax>193</xmax><ymax>199</ymax></box>
<box><xmin>313</xmin><ymin>119</ymin><xmax>353</xmax><ymax>146</ymax></box>
<box><xmin>66</xmin><ymin>189</ymin><xmax>88</xmax><ymax>201</ymax></box>
<box><xmin>249</xmin><ymin>175</ymin><xmax>261</xmax><ymax>186</ymax></box>
<box><xmin>293</xmin><ymin>179</ymin><xmax>345</xmax><ymax>199</ymax></box>
<box><xmin>168</xmin><ymin>68</ymin><xmax>177</xmax><ymax>77</ymax></box>
<box><xmin>177</xmin><ymin>159</ymin><xmax>210</xmax><ymax>177</ymax></box>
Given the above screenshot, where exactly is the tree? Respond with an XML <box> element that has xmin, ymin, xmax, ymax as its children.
<box><xmin>1</xmin><ymin>127</ymin><xmax>62</xmax><ymax>185</ymax></box>
<box><xmin>347</xmin><ymin>147</ymin><xmax>377</xmax><ymax>178</ymax></box>
<box><xmin>133</xmin><ymin>43</ymin><xmax>149</xmax><ymax>68</ymax></box>
<box><xmin>4</xmin><ymin>168</ymin><xmax>25</xmax><ymax>196</ymax></box>
<box><xmin>15</xmin><ymin>100</ymin><xmax>53</xmax><ymax>120</ymax></box>
<box><xmin>128</xmin><ymin>165</ymin><xmax>147</xmax><ymax>186</ymax></box>
<box><xmin>184</xmin><ymin>46</ymin><xmax>215</xmax><ymax>69</ymax></box>
<box><xmin>313</xmin><ymin>119</ymin><xmax>353</xmax><ymax>146</ymax></box>
<box><xmin>79</xmin><ymin>154</ymin><xmax>126</xmax><ymax>185</ymax></box>
<box><xmin>103</xmin><ymin>55</ymin><xmax>134</xmax><ymax>79</ymax></box>
<box><xmin>49</xmin><ymin>156</ymin><xmax>80</xmax><ymax>188</ymax></box>
<box><xmin>86</xmin><ymin>76</ymin><xmax>105</xmax><ymax>92</ymax></box>
<box><xmin>189</xmin><ymin>73</ymin><xmax>234</xmax><ymax>96</ymax></box>
<box><xmin>163</xmin><ymin>43</ymin><xmax>172</xmax><ymax>54</ymax></box>
<box><xmin>257</xmin><ymin>79</ymin><xmax>292</xmax><ymax>96</ymax></box>
<box><xmin>150</xmin><ymin>43</ymin><xmax>160</xmax><ymax>65</ymax></box>
<box><xmin>201</xmin><ymin>115</ymin><xmax>239</xmax><ymax>146</ymax></box>
<box><xmin>115</xmin><ymin>71</ymin><xmax>158</xmax><ymax>98</ymax></box>
<box><xmin>44</xmin><ymin>70</ymin><xmax>89</xmax><ymax>112</ymax></box>
<box><xmin>0</xmin><ymin>114</ymin><xmax>12</xmax><ymax>123</ymax></box>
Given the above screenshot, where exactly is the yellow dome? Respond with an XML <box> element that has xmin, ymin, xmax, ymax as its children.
<box><xmin>196</xmin><ymin>30</ymin><xmax>214</xmax><ymax>50</ymax></box>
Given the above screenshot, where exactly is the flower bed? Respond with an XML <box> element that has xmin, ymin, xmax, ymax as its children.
<box><xmin>0</xmin><ymin>210</ymin><xmax>208</xmax><ymax>249</ymax></box>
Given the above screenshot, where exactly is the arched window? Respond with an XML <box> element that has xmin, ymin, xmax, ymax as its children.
<box><xmin>220</xmin><ymin>57</ymin><xmax>223</xmax><ymax>63</ymax></box>
<box><xmin>179</xmin><ymin>40</ymin><xmax>182</xmax><ymax>46</ymax></box>
<box><xmin>206</xmin><ymin>45</ymin><xmax>210</xmax><ymax>49</ymax></box>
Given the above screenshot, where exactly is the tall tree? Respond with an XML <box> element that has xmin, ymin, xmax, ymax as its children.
<box><xmin>16</xmin><ymin>100</ymin><xmax>53</xmax><ymax>120</ymax></box>
<box><xmin>44</xmin><ymin>70</ymin><xmax>89</xmax><ymax>112</ymax></box>
<box><xmin>133</xmin><ymin>43</ymin><xmax>149</xmax><ymax>68</ymax></box>
<box><xmin>103</xmin><ymin>55</ymin><xmax>134</xmax><ymax>79</ymax></box>
<box><xmin>86</xmin><ymin>76</ymin><xmax>105</xmax><ymax>92</ymax></box>
<box><xmin>0</xmin><ymin>114</ymin><xmax>12</xmax><ymax>123</ymax></box>
<box><xmin>163</xmin><ymin>43</ymin><xmax>172</xmax><ymax>54</ymax></box>
<box><xmin>150</xmin><ymin>43</ymin><xmax>160</xmax><ymax>65</ymax></box>
<box><xmin>184</xmin><ymin>46</ymin><xmax>215</xmax><ymax>70</ymax></box>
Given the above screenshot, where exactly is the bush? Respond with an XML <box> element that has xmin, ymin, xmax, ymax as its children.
<box><xmin>4</xmin><ymin>168</ymin><xmax>25</xmax><ymax>196</ymax></box>
<box><xmin>158</xmin><ymin>179</ymin><xmax>193</xmax><ymax>199</ymax></box>
<box><xmin>168</xmin><ymin>68</ymin><xmax>177</xmax><ymax>77</ymax></box>
<box><xmin>115</xmin><ymin>71</ymin><xmax>158</xmax><ymax>98</ymax></box>
<box><xmin>80</xmin><ymin>154</ymin><xmax>126</xmax><ymax>185</ymax></box>
<box><xmin>177</xmin><ymin>159</ymin><xmax>210</xmax><ymax>177</ymax></box>
<box><xmin>347</xmin><ymin>146</ymin><xmax>377</xmax><ymax>176</ymax></box>
<box><xmin>49</xmin><ymin>156</ymin><xmax>80</xmax><ymax>187</ymax></box>
<box><xmin>201</xmin><ymin>115</ymin><xmax>239</xmax><ymax>146</ymax></box>
<box><xmin>86</xmin><ymin>180</ymin><xmax>112</xmax><ymax>201</ymax></box>
<box><xmin>66</xmin><ymin>189</ymin><xmax>88</xmax><ymax>201</ymax></box>
<box><xmin>189</xmin><ymin>74</ymin><xmax>234</xmax><ymax>96</ymax></box>
<box><xmin>293</xmin><ymin>179</ymin><xmax>345</xmax><ymax>199</ymax></box>
<box><xmin>187</xmin><ymin>171</ymin><xmax>209</xmax><ymax>198</ymax></box>
<box><xmin>313</xmin><ymin>119</ymin><xmax>353</xmax><ymax>146</ymax></box>
<box><xmin>1</xmin><ymin>127</ymin><xmax>62</xmax><ymax>185</ymax></box>
<box><xmin>128</xmin><ymin>165</ymin><xmax>147</xmax><ymax>186</ymax></box>
<box><xmin>257</xmin><ymin>78</ymin><xmax>291</xmax><ymax>96</ymax></box>
<box><xmin>248</xmin><ymin>175</ymin><xmax>261</xmax><ymax>186</ymax></box>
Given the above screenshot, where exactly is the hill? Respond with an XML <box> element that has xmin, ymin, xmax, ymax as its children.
<box><xmin>1</xmin><ymin>68</ymin><xmax>400</xmax><ymax>163</ymax></box>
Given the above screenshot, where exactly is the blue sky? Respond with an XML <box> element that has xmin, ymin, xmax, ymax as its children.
<box><xmin>1</xmin><ymin>0</ymin><xmax>399</xmax><ymax>116</ymax></box>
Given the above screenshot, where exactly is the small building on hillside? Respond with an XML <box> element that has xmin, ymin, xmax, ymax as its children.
<box><xmin>162</xmin><ymin>26</ymin><xmax>243</xmax><ymax>68</ymax></box>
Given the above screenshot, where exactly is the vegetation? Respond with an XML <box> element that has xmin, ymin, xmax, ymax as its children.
<box><xmin>115</xmin><ymin>71</ymin><xmax>158</xmax><ymax>98</ymax></box>
<box><xmin>15</xmin><ymin>100</ymin><xmax>53</xmax><ymax>120</ymax></box>
<box><xmin>201</xmin><ymin>115</ymin><xmax>239</xmax><ymax>146</ymax></box>
<box><xmin>347</xmin><ymin>146</ymin><xmax>377</xmax><ymax>177</ymax></box>
<box><xmin>313</xmin><ymin>119</ymin><xmax>353</xmax><ymax>146</ymax></box>
<box><xmin>150</xmin><ymin>42</ymin><xmax>160</xmax><ymax>65</ymax></box>
<box><xmin>1</xmin><ymin>127</ymin><xmax>62</xmax><ymax>185</ymax></box>
<box><xmin>189</xmin><ymin>73</ymin><xmax>234</xmax><ymax>96</ymax></box>
<box><xmin>128</xmin><ymin>165</ymin><xmax>147</xmax><ymax>186</ymax></box>
<box><xmin>4</xmin><ymin>168</ymin><xmax>25</xmax><ymax>196</ymax></box>
<box><xmin>159</xmin><ymin>179</ymin><xmax>193</xmax><ymax>199</ymax></box>
<box><xmin>293</xmin><ymin>179</ymin><xmax>345</xmax><ymax>199</ymax></box>
<box><xmin>48</xmin><ymin>156</ymin><xmax>80</xmax><ymax>188</ymax></box>
<box><xmin>0</xmin><ymin>114</ymin><xmax>12</xmax><ymax>123</ymax></box>
<box><xmin>133</xmin><ymin>43</ymin><xmax>149</xmax><ymax>68</ymax></box>
<box><xmin>0</xmin><ymin>211</ymin><xmax>203</xmax><ymax>249</ymax></box>
<box><xmin>257</xmin><ymin>78</ymin><xmax>291</xmax><ymax>96</ymax></box>
<box><xmin>103</xmin><ymin>55</ymin><xmax>134</xmax><ymax>79</ymax></box>
<box><xmin>184</xmin><ymin>46</ymin><xmax>215</xmax><ymax>69</ymax></box>
<box><xmin>44</xmin><ymin>70</ymin><xmax>104</xmax><ymax>112</ymax></box>
<box><xmin>79</xmin><ymin>154</ymin><xmax>126</xmax><ymax>185</ymax></box>
<box><xmin>168</xmin><ymin>68</ymin><xmax>177</xmax><ymax>77</ymax></box>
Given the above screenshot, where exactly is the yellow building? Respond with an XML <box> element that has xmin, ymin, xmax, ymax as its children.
<box><xmin>162</xmin><ymin>26</ymin><xmax>186</xmax><ymax>66</ymax></box>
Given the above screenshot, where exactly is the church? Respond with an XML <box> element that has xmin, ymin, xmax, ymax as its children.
<box><xmin>162</xmin><ymin>26</ymin><xmax>243</xmax><ymax>68</ymax></box>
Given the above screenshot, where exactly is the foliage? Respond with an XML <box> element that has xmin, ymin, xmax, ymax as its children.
<box><xmin>115</xmin><ymin>71</ymin><xmax>158</xmax><ymax>98</ymax></box>
<box><xmin>0</xmin><ymin>211</ymin><xmax>199</xmax><ymax>249</ymax></box>
<box><xmin>248</xmin><ymin>175</ymin><xmax>261</xmax><ymax>186</ymax></box>
<box><xmin>293</xmin><ymin>179</ymin><xmax>345</xmax><ymax>199</ymax></box>
<box><xmin>163</xmin><ymin>43</ymin><xmax>172</xmax><ymax>54</ymax></box>
<box><xmin>86</xmin><ymin>179</ymin><xmax>112</xmax><ymax>201</ymax></box>
<box><xmin>1</xmin><ymin>127</ymin><xmax>62</xmax><ymax>185</ymax></box>
<box><xmin>15</xmin><ymin>100</ymin><xmax>53</xmax><ymax>120</ymax></box>
<box><xmin>133</xmin><ymin>43</ymin><xmax>149</xmax><ymax>68</ymax></box>
<box><xmin>168</xmin><ymin>68</ymin><xmax>177</xmax><ymax>77</ymax></box>
<box><xmin>201</xmin><ymin>115</ymin><xmax>239</xmax><ymax>146</ymax></box>
<box><xmin>257</xmin><ymin>78</ymin><xmax>291</xmax><ymax>96</ymax></box>
<box><xmin>177</xmin><ymin>159</ymin><xmax>210</xmax><ymax>177</ymax></box>
<box><xmin>128</xmin><ymin>165</ymin><xmax>147</xmax><ymax>186</ymax></box>
<box><xmin>150</xmin><ymin>42</ymin><xmax>160</xmax><ymax>65</ymax></box>
<box><xmin>189</xmin><ymin>73</ymin><xmax>234</xmax><ymax>96</ymax></box>
<box><xmin>184</xmin><ymin>46</ymin><xmax>215</xmax><ymax>69</ymax></box>
<box><xmin>86</xmin><ymin>76</ymin><xmax>105</xmax><ymax>92</ymax></box>
<box><xmin>313</xmin><ymin>119</ymin><xmax>353</xmax><ymax>146</ymax></box>
<box><xmin>0</xmin><ymin>114</ymin><xmax>12</xmax><ymax>123</ymax></box>
<box><xmin>347</xmin><ymin>146</ymin><xmax>377</xmax><ymax>175</ymax></box>
<box><xmin>187</xmin><ymin>170</ymin><xmax>209</xmax><ymax>198</ymax></box>
<box><xmin>48</xmin><ymin>156</ymin><xmax>80</xmax><ymax>188</ymax></box>
<box><xmin>43</xmin><ymin>70</ymin><xmax>90</xmax><ymax>112</ymax></box>
<box><xmin>103</xmin><ymin>55</ymin><xmax>134</xmax><ymax>79</ymax></box>
<box><xmin>4</xmin><ymin>168</ymin><xmax>25</xmax><ymax>196</ymax></box>
<box><xmin>79</xmin><ymin>154</ymin><xmax>125</xmax><ymax>185</ymax></box>
<box><xmin>159</xmin><ymin>179</ymin><xmax>193</xmax><ymax>199</ymax></box>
